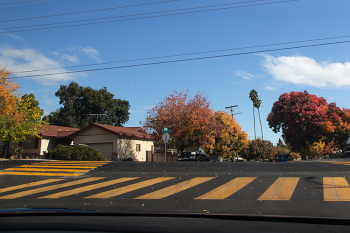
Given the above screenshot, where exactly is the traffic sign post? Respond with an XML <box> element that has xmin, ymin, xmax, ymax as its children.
<box><xmin>162</xmin><ymin>133</ymin><xmax>170</xmax><ymax>162</ymax></box>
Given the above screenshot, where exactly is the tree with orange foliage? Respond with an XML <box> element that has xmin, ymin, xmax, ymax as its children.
<box><xmin>0</xmin><ymin>67</ymin><xmax>44</xmax><ymax>158</ymax></box>
<box><xmin>211</xmin><ymin>111</ymin><xmax>249</xmax><ymax>158</ymax></box>
<box><xmin>322</xmin><ymin>103</ymin><xmax>350</xmax><ymax>154</ymax></box>
<box><xmin>144</xmin><ymin>90</ymin><xmax>219</xmax><ymax>153</ymax></box>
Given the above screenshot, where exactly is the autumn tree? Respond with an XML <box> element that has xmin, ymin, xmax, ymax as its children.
<box><xmin>44</xmin><ymin>82</ymin><xmax>130</xmax><ymax>128</ymax></box>
<box><xmin>322</xmin><ymin>103</ymin><xmax>350</xmax><ymax>153</ymax></box>
<box><xmin>144</xmin><ymin>91</ymin><xmax>219</xmax><ymax>153</ymax></box>
<box><xmin>267</xmin><ymin>91</ymin><xmax>329</xmax><ymax>160</ymax></box>
<box><xmin>0</xmin><ymin>67</ymin><xmax>44</xmax><ymax>157</ymax></box>
<box><xmin>242</xmin><ymin>139</ymin><xmax>274</xmax><ymax>161</ymax></box>
<box><xmin>211</xmin><ymin>111</ymin><xmax>249</xmax><ymax>158</ymax></box>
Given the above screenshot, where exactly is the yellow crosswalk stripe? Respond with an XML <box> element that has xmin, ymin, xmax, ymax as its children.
<box><xmin>38</xmin><ymin>177</ymin><xmax>139</xmax><ymax>199</ymax></box>
<box><xmin>5</xmin><ymin>168</ymin><xmax>91</xmax><ymax>172</ymax></box>
<box><xmin>18</xmin><ymin>165</ymin><xmax>96</xmax><ymax>169</ymax></box>
<box><xmin>0</xmin><ymin>177</ymin><xmax>104</xmax><ymax>199</ymax></box>
<box><xmin>0</xmin><ymin>179</ymin><xmax>62</xmax><ymax>194</ymax></box>
<box><xmin>324</xmin><ymin>177</ymin><xmax>350</xmax><ymax>201</ymax></box>
<box><xmin>258</xmin><ymin>177</ymin><xmax>299</xmax><ymax>201</ymax></box>
<box><xmin>86</xmin><ymin>177</ymin><xmax>175</xmax><ymax>198</ymax></box>
<box><xmin>135</xmin><ymin>177</ymin><xmax>214</xmax><ymax>199</ymax></box>
<box><xmin>33</xmin><ymin>161</ymin><xmax>110</xmax><ymax>163</ymax></box>
<box><xmin>195</xmin><ymin>177</ymin><xmax>256</xmax><ymax>200</ymax></box>
<box><xmin>0</xmin><ymin>172</ymin><xmax>82</xmax><ymax>176</ymax></box>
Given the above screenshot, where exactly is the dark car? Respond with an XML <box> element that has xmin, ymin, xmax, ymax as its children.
<box><xmin>276</xmin><ymin>153</ymin><xmax>292</xmax><ymax>162</ymax></box>
<box><xmin>178</xmin><ymin>147</ymin><xmax>209</xmax><ymax>162</ymax></box>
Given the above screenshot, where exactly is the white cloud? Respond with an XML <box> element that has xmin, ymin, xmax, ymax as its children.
<box><xmin>0</xmin><ymin>46</ymin><xmax>81</xmax><ymax>85</ymax></box>
<box><xmin>264</xmin><ymin>85</ymin><xmax>276</xmax><ymax>91</ymax></box>
<box><xmin>262</xmin><ymin>54</ymin><xmax>350</xmax><ymax>89</ymax></box>
<box><xmin>82</xmin><ymin>46</ymin><xmax>99</xmax><ymax>59</ymax></box>
<box><xmin>235</xmin><ymin>71</ymin><xmax>264</xmax><ymax>80</ymax></box>
<box><xmin>235</xmin><ymin>71</ymin><xmax>254</xmax><ymax>80</ymax></box>
<box><xmin>0</xmin><ymin>30</ymin><xmax>24</xmax><ymax>40</ymax></box>
<box><xmin>61</xmin><ymin>53</ymin><xmax>79</xmax><ymax>63</ymax></box>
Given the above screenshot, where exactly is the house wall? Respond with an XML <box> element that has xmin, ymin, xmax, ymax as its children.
<box><xmin>117</xmin><ymin>137</ymin><xmax>153</xmax><ymax>162</ymax></box>
<box><xmin>8</xmin><ymin>139</ymin><xmax>40</xmax><ymax>158</ymax></box>
<box><xmin>73</xmin><ymin>127</ymin><xmax>118</xmax><ymax>155</ymax></box>
<box><xmin>72</xmin><ymin>126</ymin><xmax>153</xmax><ymax>161</ymax></box>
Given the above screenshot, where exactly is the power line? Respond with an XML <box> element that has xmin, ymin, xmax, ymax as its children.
<box><xmin>0</xmin><ymin>0</ymin><xmax>178</xmax><ymax>23</ymax></box>
<box><xmin>1</xmin><ymin>0</ymin><xmax>267</xmax><ymax>30</ymax></box>
<box><xmin>0</xmin><ymin>0</ymin><xmax>42</xmax><ymax>6</ymax></box>
<box><xmin>14</xmin><ymin>35</ymin><xmax>350</xmax><ymax>74</ymax></box>
<box><xmin>10</xmin><ymin>40</ymin><xmax>350</xmax><ymax>79</ymax></box>
<box><xmin>1</xmin><ymin>0</ymin><xmax>298</xmax><ymax>34</ymax></box>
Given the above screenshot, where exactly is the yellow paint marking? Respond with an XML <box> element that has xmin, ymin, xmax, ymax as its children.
<box><xmin>0</xmin><ymin>177</ymin><xmax>104</xmax><ymax>199</ymax></box>
<box><xmin>32</xmin><ymin>161</ymin><xmax>110</xmax><ymax>164</ymax></box>
<box><xmin>30</xmin><ymin>164</ymin><xmax>105</xmax><ymax>166</ymax></box>
<box><xmin>135</xmin><ymin>177</ymin><xmax>214</xmax><ymax>199</ymax></box>
<box><xmin>6</xmin><ymin>168</ymin><xmax>91</xmax><ymax>172</ymax></box>
<box><xmin>195</xmin><ymin>177</ymin><xmax>256</xmax><ymax>200</ymax></box>
<box><xmin>39</xmin><ymin>177</ymin><xmax>139</xmax><ymax>199</ymax></box>
<box><xmin>18</xmin><ymin>165</ymin><xmax>96</xmax><ymax>169</ymax></box>
<box><xmin>258</xmin><ymin>177</ymin><xmax>299</xmax><ymax>201</ymax></box>
<box><xmin>86</xmin><ymin>177</ymin><xmax>175</xmax><ymax>198</ymax></box>
<box><xmin>0</xmin><ymin>179</ymin><xmax>62</xmax><ymax>194</ymax></box>
<box><xmin>0</xmin><ymin>172</ymin><xmax>83</xmax><ymax>176</ymax></box>
<box><xmin>324</xmin><ymin>177</ymin><xmax>350</xmax><ymax>201</ymax></box>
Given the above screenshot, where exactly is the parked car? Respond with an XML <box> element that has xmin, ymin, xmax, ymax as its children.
<box><xmin>232</xmin><ymin>156</ymin><xmax>247</xmax><ymax>162</ymax></box>
<box><xmin>178</xmin><ymin>147</ymin><xmax>209</xmax><ymax>162</ymax></box>
<box><xmin>276</xmin><ymin>153</ymin><xmax>292</xmax><ymax>162</ymax></box>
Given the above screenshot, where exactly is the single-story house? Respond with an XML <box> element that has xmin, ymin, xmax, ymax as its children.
<box><xmin>3</xmin><ymin>123</ymin><xmax>154</xmax><ymax>161</ymax></box>
<box><xmin>5</xmin><ymin>125</ymin><xmax>80</xmax><ymax>158</ymax></box>
<box><xmin>70</xmin><ymin>123</ymin><xmax>154</xmax><ymax>161</ymax></box>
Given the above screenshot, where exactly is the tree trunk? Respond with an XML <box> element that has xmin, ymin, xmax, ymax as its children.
<box><xmin>300</xmin><ymin>145</ymin><xmax>306</xmax><ymax>160</ymax></box>
<box><xmin>257</xmin><ymin>108</ymin><xmax>263</xmax><ymax>140</ymax></box>
<box><xmin>253</xmin><ymin>104</ymin><xmax>256</xmax><ymax>140</ymax></box>
<box><xmin>2</xmin><ymin>141</ymin><xmax>9</xmax><ymax>159</ymax></box>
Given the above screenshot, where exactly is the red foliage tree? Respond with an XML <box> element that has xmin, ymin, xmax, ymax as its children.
<box><xmin>267</xmin><ymin>91</ymin><xmax>329</xmax><ymax>160</ymax></box>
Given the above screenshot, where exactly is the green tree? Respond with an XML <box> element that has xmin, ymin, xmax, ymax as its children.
<box><xmin>254</xmin><ymin>97</ymin><xmax>264</xmax><ymax>140</ymax></box>
<box><xmin>249</xmin><ymin>89</ymin><xmax>258</xmax><ymax>140</ymax></box>
<box><xmin>44</xmin><ymin>82</ymin><xmax>130</xmax><ymax>128</ymax></box>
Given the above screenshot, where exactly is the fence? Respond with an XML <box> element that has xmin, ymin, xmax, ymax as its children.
<box><xmin>146</xmin><ymin>151</ymin><xmax>178</xmax><ymax>162</ymax></box>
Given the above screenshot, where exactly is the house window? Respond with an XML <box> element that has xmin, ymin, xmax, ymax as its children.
<box><xmin>22</xmin><ymin>138</ymin><xmax>37</xmax><ymax>149</ymax></box>
<box><xmin>136</xmin><ymin>144</ymin><xmax>141</xmax><ymax>152</ymax></box>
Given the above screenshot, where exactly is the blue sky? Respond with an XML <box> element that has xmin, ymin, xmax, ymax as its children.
<box><xmin>1</xmin><ymin>0</ymin><xmax>350</xmax><ymax>145</ymax></box>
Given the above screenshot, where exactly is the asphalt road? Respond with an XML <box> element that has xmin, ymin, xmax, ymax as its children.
<box><xmin>1</xmin><ymin>159</ymin><xmax>350</xmax><ymax>219</ymax></box>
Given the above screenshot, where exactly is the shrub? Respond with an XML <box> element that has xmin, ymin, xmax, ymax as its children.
<box><xmin>242</xmin><ymin>139</ymin><xmax>274</xmax><ymax>161</ymax></box>
<box><xmin>46</xmin><ymin>144</ymin><xmax>106</xmax><ymax>161</ymax></box>
<box><xmin>122</xmin><ymin>157</ymin><xmax>133</xmax><ymax>161</ymax></box>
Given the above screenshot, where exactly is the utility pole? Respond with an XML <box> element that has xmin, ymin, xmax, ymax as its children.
<box><xmin>83</xmin><ymin>114</ymin><xmax>107</xmax><ymax>123</ymax></box>
<box><xmin>225</xmin><ymin>105</ymin><xmax>238</xmax><ymax>118</ymax></box>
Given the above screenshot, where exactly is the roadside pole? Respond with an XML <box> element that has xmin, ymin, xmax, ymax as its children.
<box><xmin>162</xmin><ymin>128</ymin><xmax>170</xmax><ymax>162</ymax></box>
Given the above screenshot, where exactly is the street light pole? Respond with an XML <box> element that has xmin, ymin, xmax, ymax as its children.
<box><xmin>225</xmin><ymin>105</ymin><xmax>238</xmax><ymax>118</ymax></box>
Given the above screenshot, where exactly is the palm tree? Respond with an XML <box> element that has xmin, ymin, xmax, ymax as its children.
<box><xmin>249</xmin><ymin>89</ymin><xmax>258</xmax><ymax>140</ymax></box>
<box><xmin>254</xmin><ymin>98</ymin><xmax>264</xmax><ymax>140</ymax></box>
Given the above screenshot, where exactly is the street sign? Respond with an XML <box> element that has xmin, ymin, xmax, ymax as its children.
<box><xmin>161</xmin><ymin>128</ymin><xmax>170</xmax><ymax>133</ymax></box>
<box><xmin>162</xmin><ymin>133</ymin><xmax>170</xmax><ymax>143</ymax></box>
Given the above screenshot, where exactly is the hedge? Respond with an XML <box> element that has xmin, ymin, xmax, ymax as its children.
<box><xmin>46</xmin><ymin>144</ymin><xmax>106</xmax><ymax>161</ymax></box>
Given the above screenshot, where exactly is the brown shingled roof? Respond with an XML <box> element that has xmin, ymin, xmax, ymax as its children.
<box><xmin>40</xmin><ymin>125</ymin><xmax>80</xmax><ymax>138</ymax></box>
<box><xmin>71</xmin><ymin>123</ymin><xmax>153</xmax><ymax>140</ymax></box>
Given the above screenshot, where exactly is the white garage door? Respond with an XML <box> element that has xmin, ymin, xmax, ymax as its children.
<box><xmin>87</xmin><ymin>143</ymin><xmax>113</xmax><ymax>161</ymax></box>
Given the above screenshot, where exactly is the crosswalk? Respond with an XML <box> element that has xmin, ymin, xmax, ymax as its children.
<box><xmin>1</xmin><ymin>176</ymin><xmax>350</xmax><ymax>201</ymax></box>
<box><xmin>0</xmin><ymin>160</ymin><xmax>111</xmax><ymax>177</ymax></box>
